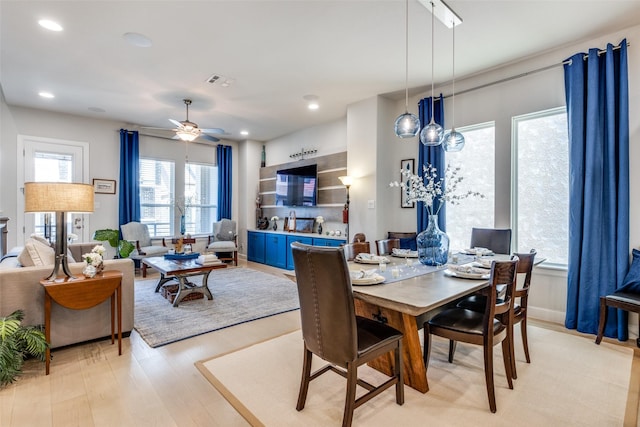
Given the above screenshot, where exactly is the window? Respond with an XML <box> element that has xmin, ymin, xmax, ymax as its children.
<box><xmin>184</xmin><ymin>163</ymin><xmax>218</xmax><ymax>234</ymax></box>
<box><xmin>33</xmin><ymin>151</ymin><xmax>73</xmax><ymax>240</ymax></box>
<box><xmin>512</xmin><ymin>107</ymin><xmax>568</xmax><ymax>266</ymax></box>
<box><xmin>140</xmin><ymin>158</ymin><xmax>174</xmax><ymax>236</ymax></box>
<box><xmin>445</xmin><ymin>122</ymin><xmax>496</xmax><ymax>250</ymax></box>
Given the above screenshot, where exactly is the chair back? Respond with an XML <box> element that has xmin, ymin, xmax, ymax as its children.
<box><xmin>120</xmin><ymin>222</ymin><xmax>151</xmax><ymax>247</ymax></box>
<box><xmin>470</xmin><ymin>228</ymin><xmax>512</xmax><ymax>254</ymax></box>
<box><xmin>376</xmin><ymin>239</ymin><xmax>400</xmax><ymax>256</ymax></box>
<box><xmin>352</xmin><ymin>232</ymin><xmax>366</xmax><ymax>243</ymax></box>
<box><xmin>212</xmin><ymin>219</ymin><xmax>237</xmax><ymax>242</ymax></box>
<box><xmin>342</xmin><ymin>241</ymin><xmax>371</xmax><ymax>261</ymax></box>
<box><xmin>512</xmin><ymin>249</ymin><xmax>536</xmax><ymax>305</ymax></box>
<box><xmin>486</xmin><ymin>259</ymin><xmax>519</xmax><ymax>320</ymax></box>
<box><xmin>291</xmin><ymin>243</ymin><xmax>358</xmax><ymax>364</ymax></box>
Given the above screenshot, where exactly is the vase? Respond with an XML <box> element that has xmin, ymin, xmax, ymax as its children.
<box><xmin>417</xmin><ymin>215</ymin><xmax>449</xmax><ymax>266</ymax></box>
<box><xmin>83</xmin><ymin>264</ymin><xmax>97</xmax><ymax>278</ymax></box>
<box><xmin>180</xmin><ymin>215</ymin><xmax>186</xmax><ymax>235</ymax></box>
<box><xmin>318</xmin><ymin>223</ymin><xmax>323</xmax><ymax>234</ymax></box>
<box><xmin>273</xmin><ymin>222</ymin><xmax>277</xmax><ymax>231</ymax></box>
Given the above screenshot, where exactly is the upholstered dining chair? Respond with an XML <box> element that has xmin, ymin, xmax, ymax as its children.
<box><xmin>470</xmin><ymin>227</ymin><xmax>512</xmax><ymax>254</ymax></box>
<box><xmin>387</xmin><ymin>231</ymin><xmax>417</xmax><ymax>251</ymax></box>
<box><xmin>375</xmin><ymin>238</ymin><xmax>400</xmax><ymax>256</ymax></box>
<box><xmin>290</xmin><ymin>242</ymin><xmax>404</xmax><ymax>427</ymax></box>
<box><xmin>455</xmin><ymin>250</ymin><xmax>536</xmax><ymax>379</ymax></box>
<box><xmin>120</xmin><ymin>221</ymin><xmax>168</xmax><ymax>277</ymax></box>
<box><xmin>423</xmin><ymin>259</ymin><xmax>518</xmax><ymax>413</ymax></box>
<box><xmin>341</xmin><ymin>241</ymin><xmax>370</xmax><ymax>261</ymax></box>
<box><xmin>207</xmin><ymin>219</ymin><xmax>238</xmax><ymax>265</ymax></box>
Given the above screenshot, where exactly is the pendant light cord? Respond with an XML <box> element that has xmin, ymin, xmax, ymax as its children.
<box><xmin>404</xmin><ymin>0</ymin><xmax>409</xmax><ymax>112</ymax></box>
<box><xmin>430</xmin><ymin>1</ymin><xmax>435</xmax><ymax>123</ymax></box>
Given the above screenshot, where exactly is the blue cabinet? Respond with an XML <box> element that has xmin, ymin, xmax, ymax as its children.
<box><xmin>247</xmin><ymin>231</ymin><xmax>265</xmax><ymax>263</ymax></box>
<box><xmin>313</xmin><ymin>237</ymin><xmax>345</xmax><ymax>247</ymax></box>
<box><xmin>286</xmin><ymin>235</ymin><xmax>314</xmax><ymax>270</ymax></box>
<box><xmin>265</xmin><ymin>234</ymin><xmax>287</xmax><ymax>269</ymax></box>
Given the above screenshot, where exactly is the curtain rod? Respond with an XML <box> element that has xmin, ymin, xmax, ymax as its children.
<box><xmin>443</xmin><ymin>41</ymin><xmax>630</xmax><ymax>99</ymax></box>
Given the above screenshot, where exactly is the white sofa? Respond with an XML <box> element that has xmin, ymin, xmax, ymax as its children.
<box><xmin>0</xmin><ymin>243</ymin><xmax>135</xmax><ymax>348</ymax></box>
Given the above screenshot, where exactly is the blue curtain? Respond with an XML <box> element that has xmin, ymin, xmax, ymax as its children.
<box><xmin>118</xmin><ymin>129</ymin><xmax>140</xmax><ymax>226</ymax></box>
<box><xmin>217</xmin><ymin>144</ymin><xmax>232</xmax><ymax>220</ymax></box>
<box><xmin>417</xmin><ymin>95</ymin><xmax>445</xmax><ymax>232</ymax></box>
<box><xmin>564</xmin><ymin>39</ymin><xmax>629</xmax><ymax>340</ymax></box>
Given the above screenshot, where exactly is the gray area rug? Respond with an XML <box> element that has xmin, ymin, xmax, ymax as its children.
<box><xmin>134</xmin><ymin>268</ymin><xmax>300</xmax><ymax>348</ymax></box>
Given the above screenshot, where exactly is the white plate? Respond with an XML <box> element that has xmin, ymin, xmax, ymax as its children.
<box><xmin>444</xmin><ymin>269</ymin><xmax>490</xmax><ymax>280</ymax></box>
<box><xmin>351</xmin><ymin>275</ymin><xmax>386</xmax><ymax>285</ymax></box>
<box><xmin>391</xmin><ymin>250</ymin><xmax>419</xmax><ymax>258</ymax></box>
<box><xmin>354</xmin><ymin>255</ymin><xmax>390</xmax><ymax>264</ymax></box>
<box><xmin>461</xmin><ymin>248</ymin><xmax>495</xmax><ymax>256</ymax></box>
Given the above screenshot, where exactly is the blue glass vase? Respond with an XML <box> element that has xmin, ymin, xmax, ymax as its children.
<box><xmin>417</xmin><ymin>215</ymin><xmax>449</xmax><ymax>266</ymax></box>
<box><xmin>180</xmin><ymin>215</ymin><xmax>186</xmax><ymax>235</ymax></box>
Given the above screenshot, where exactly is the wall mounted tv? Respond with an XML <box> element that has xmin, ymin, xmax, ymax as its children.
<box><xmin>275</xmin><ymin>164</ymin><xmax>318</xmax><ymax>207</ymax></box>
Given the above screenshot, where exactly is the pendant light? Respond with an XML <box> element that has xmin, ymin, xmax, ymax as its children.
<box><xmin>394</xmin><ymin>0</ymin><xmax>420</xmax><ymax>138</ymax></box>
<box><xmin>442</xmin><ymin>19</ymin><xmax>465</xmax><ymax>152</ymax></box>
<box><xmin>420</xmin><ymin>0</ymin><xmax>443</xmax><ymax>146</ymax></box>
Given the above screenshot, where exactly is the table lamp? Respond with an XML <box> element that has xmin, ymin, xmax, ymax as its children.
<box><xmin>24</xmin><ymin>182</ymin><xmax>95</xmax><ymax>280</ymax></box>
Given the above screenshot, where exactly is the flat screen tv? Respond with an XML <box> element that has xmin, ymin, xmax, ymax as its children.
<box><xmin>275</xmin><ymin>164</ymin><xmax>318</xmax><ymax>207</ymax></box>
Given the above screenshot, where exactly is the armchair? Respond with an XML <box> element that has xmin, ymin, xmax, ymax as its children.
<box><xmin>120</xmin><ymin>222</ymin><xmax>168</xmax><ymax>277</ymax></box>
<box><xmin>207</xmin><ymin>219</ymin><xmax>238</xmax><ymax>265</ymax></box>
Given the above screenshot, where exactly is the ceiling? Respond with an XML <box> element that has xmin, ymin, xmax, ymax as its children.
<box><xmin>2</xmin><ymin>1</ymin><xmax>639</xmax><ymax>143</ymax></box>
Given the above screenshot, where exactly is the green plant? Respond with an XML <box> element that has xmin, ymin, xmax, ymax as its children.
<box><xmin>0</xmin><ymin>310</ymin><xmax>49</xmax><ymax>387</ymax></box>
<box><xmin>93</xmin><ymin>229</ymin><xmax>135</xmax><ymax>259</ymax></box>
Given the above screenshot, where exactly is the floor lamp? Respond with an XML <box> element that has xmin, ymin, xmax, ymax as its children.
<box><xmin>24</xmin><ymin>182</ymin><xmax>94</xmax><ymax>281</ymax></box>
<box><xmin>338</xmin><ymin>176</ymin><xmax>353</xmax><ymax>242</ymax></box>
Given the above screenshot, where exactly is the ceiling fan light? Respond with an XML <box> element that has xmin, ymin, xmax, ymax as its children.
<box><xmin>442</xmin><ymin>129</ymin><xmax>465</xmax><ymax>152</ymax></box>
<box><xmin>176</xmin><ymin>129</ymin><xmax>199</xmax><ymax>142</ymax></box>
<box><xmin>394</xmin><ymin>112</ymin><xmax>420</xmax><ymax>138</ymax></box>
<box><xmin>420</xmin><ymin>119</ymin><xmax>444</xmax><ymax>146</ymax></box>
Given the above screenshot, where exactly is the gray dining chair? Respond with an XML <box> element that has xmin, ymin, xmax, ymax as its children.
<box><xmin>470</xmin><ymin>227</ymin><xmax>512</xmax><ymax>254</ymax></box>
<box><xmin>376</xmin><ymin>238</ymin><xmax>400</xmax><ymax>256</ymax></box>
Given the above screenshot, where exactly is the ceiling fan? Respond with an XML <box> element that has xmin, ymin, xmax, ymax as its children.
<box><xmin>143</xmin><ymin>99</ymin><xmax>226</xmax><ymax>142</ymax></box>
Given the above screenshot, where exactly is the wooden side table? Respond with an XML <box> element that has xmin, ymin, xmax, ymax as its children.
<box><xmin>40</xmin><ymin>270</ymin><xmax>123</xmax><ymax>375</ymax></box>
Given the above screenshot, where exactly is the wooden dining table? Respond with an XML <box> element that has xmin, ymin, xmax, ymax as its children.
<box><xmin>351</xmin><ymin>257</ymin><xmax>497</xmax><ymax>393</ymax></box>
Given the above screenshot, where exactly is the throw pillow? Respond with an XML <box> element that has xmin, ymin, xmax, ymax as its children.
<box><xmin>216</xmin><ymin>231</ymin><xmax>235</xmax><ymax>241</ymax></box>
<box><xmin>18</xmin><ymin>238</ymin><xmax>55</xmax><ymax>267</ymax></box>
<box><xmin>617</xmin><ymin>248</ymin><xmax>640</xmax><ymax>294</ymax></box>
<box><xmin>399</xmin><ymin>237</ymin><xmax>417</xmax><ymax>251</ymax></box>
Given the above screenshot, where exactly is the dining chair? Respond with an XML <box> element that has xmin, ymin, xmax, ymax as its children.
<box><xmin>120</xmin><ymin>221</ymin><xmax>168</xmax><ymax>277</ymax></box>
<box><xmin>375</xmin><ymin>238</ymin><xmax>400</xmax><ymax>256</ymax></box>
<box><xmin>423</xmin><ymin>259</ymin><xmax>518</xmax><ymax>413</ymax></box>
<box><xmin>455</xmin><ymin>250</ymin><xmax>536</xmax><ymax>379</ymax></box>
<box><xmin>342</xmin><ymin>241</ymin><xmax>371</xmax><ymax>261</ymax></box>
<box><xmin>387</xmin><ymin>231</ymin><xmax>417</xmax><ymax>251</ymax></box>
<box><xmin>352</xmin><ymin>232</ymin><xmax>367</xmax><ymax>243</ymax></box>
<box><xmin>290</xmin><ymin>242</ymin><xmax>404</xmax><ymax>427</ymax></box>
<box><xmin>470</xmin><ymin>227</ymin><xmax>512</xmax><ymax>254</ymax></box>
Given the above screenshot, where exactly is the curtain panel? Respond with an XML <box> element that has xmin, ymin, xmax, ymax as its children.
<box><xmin>564</xmin><ymin>39</ymin><xmax>630</xmax><ymax>339</ymax></box>
<box><xmin>217</xmin><ymin>144</ymin><xmax>233</xmax><ymax>220</ymax></box>
<box><xmin>118</xmin><ymin>129</ymin><xmax>140</xmax><ymax>227</ymax></box>
<box><xmin>417</xmin><ymin>95</ymin><xmax>445</xmax><ymax>232</ymax></box>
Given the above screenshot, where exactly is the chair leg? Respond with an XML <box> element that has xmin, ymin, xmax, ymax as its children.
<box><xmin>233</xmin><ymin>250</ymin><xmax>238</xmax><ymax>266</ymax></box>
<box><xmin>142</xmin><ymin>263</ymin><xmax>147</xmax><ymax>278</ymax></box>
<box><xmin>394</xmin><ymin>342</ymin><xmax>404</xmax><ymax>405</ymax></box>
<box><xmin>508</xmin><ymin>321</ymin><xmax>516</xmax><ymax>380</ymax></box>
<box><xmin>423</xmin><ymin>324</ymin><xmax>432</xmax><ymax>368</ymax></box>
<box><xmin>595</xmin><ymin>297</ymin><xmax>607</xmax><ymax>345</ymax></box>
<box><xmin>483</xmin><ymin>342</ymin><xmax>497</xmax><ymax>413</ymax></box>
<box><xmin>521</xmin><ymin>317</ymin><xmax>531</xmax><ymax>363</ymax></box>
<box><xmin>296</xmin><ymin>347</ymin><xmax>313</xmax><ymax>411</ymax></box>
<box><xmin>501</xmin><ymin>338</ymin><xmax>513</xmax><ymax>390</ymax></box>
<box><xmin>448</xmin><ymin>339</ymin><xmax>457</xmax><ymax>363</ymax></box>
<box><xmin>342</xmin><ymin>362</ymin><xmax>357</xmax><ymax>427</ymax></box>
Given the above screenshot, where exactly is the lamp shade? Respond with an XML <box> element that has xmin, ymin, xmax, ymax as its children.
<box><xmin>338</xmin><ymin>176</ymin><xmax>353</xmax><ymax>187</ymax></box>
<box><xmin>24</xmin><ymin>182</ymin><xmax>95</xmax><ymax>213</ymax></box>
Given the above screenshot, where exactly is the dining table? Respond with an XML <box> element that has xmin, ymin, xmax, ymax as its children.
<box><xmin>349</xmin><ymin>253</ymin><xmax>508</xmax><ymax>393</ymax></box>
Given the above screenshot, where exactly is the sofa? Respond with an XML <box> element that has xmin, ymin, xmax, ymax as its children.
<box><xmin>0</xmin><ymin>241</ymin><xmax>135</xmax><ymax>348</ymax></box>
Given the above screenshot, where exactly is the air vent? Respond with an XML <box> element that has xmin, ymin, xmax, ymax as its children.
<box><xmin>206</xmin><ymin>74</ymin><xmax>221</xmax><ymax>84</ymax></box>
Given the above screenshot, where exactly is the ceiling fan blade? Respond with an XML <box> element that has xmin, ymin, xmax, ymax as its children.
<box><xmin>169</xmin><ymin>118</ymin><xmax>183</xmax><ymax>127</ymax></box>
<box><xmin>199</xmin><ymin>134</ymin><xmax>220</xmax><ymax>142</ymax></box>
<box><xmin>140</xmin><ymin>126</ymin><xmax>172</xmax><ymax>130</ymax></box>
<box><xmin>200</xmin><ymin>128</ymin><xmax>226</xmax><ymax>134</ymax></box>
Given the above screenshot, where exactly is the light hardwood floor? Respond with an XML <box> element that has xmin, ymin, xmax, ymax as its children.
<box><xmin>1</xmin><ymin>260</ymin><xmax>638</xmax><ymax>426</ymax></box>
<box><xmin>0</xmin><ymin>260</ymin><xmax>300</xmax><ymax>427</ymax></box>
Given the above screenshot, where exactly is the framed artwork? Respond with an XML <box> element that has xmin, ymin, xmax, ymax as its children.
<box><xmin>93</xmin><ymin>179</ymin><xmax>116</xmax><ymax>194</ymax></box>
<box><xmin>400</xmin><ymin>159</ymin><xmax>415</xmax><ymax>208</ymax></box>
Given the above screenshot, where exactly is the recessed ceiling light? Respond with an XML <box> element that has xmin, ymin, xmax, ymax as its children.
<box><xmin>303</xmin><ymin>94</ymin><xmax>319</xmax><ymax>110</ymax></box>
<box><xmin>240</xmin><ymin>130</ymin><xmax>249</xmax><ymax>136</ymax></box>
<box><xmin>38</xmin><ymin>19</ymin><xmax>63</xmax><ymax>32</ymax></box>
<box><xmin>38</xmin><ymin>92</ymin><xmax>55</xmax><ymax>99</ymax></box>
<box><xmin>123</xmin><ymin>32</ymin><xmax>153</xmax><ymax>48</ymax></box>
<box><xmin>307</xmin><ymin>102</ymin><xmax>319</xmax><ymax>110</ymax></box>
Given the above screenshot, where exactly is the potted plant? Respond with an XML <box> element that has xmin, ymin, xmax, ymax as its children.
<box><xmin>0</xmin><ymin>310</ymin><xmax>49</xmax><ymax>387</ymax></box>
<box><xmin>93</xmin><ymin>229</ymin><xmax>135</xmax><ymax>259</ymax></box>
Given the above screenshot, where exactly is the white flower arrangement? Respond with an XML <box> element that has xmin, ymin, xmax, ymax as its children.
<box><xmin>82</xmin><ymin>245</ymin><xmax>106</xmax><ymax>267</ymax></box>
<box><xmin>271</xmin><ymin>216</ymin><xmax>279</xmax><ymax>222</ymax></box>
<box><xmin>315</xmin><ymin>216</ymin><xmax>324</xmax><ymax>224</ymax></box>
<box><xmin>390</xmin><ymin>163</ymin><xmax>484</xmax><ymax>216</ymax></box>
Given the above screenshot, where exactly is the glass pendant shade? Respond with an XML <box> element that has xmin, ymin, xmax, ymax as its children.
<box><xmin>420</xmin><ymin>119</ymin><xmax>444</xmax><ymax>146</ymax></box>
<box><xmin>442</xmin><ymin>129</ymin><xmax>465</xmax><ymax>152</ymax></box>
<box><xmin>394</xmin><ymin>112</ymin><xmax>420</xmax><ymax>138</ymax></box>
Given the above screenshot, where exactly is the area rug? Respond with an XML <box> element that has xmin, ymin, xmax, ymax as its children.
<box><xmin>196</xmin><ymin>325</ymin><xmax>638</xmax><ymax>426</ymax></box>
<box><xmin>134</xmin><ymin>268</ymin><xmax>299</xmax><ymax>347</ymax></box>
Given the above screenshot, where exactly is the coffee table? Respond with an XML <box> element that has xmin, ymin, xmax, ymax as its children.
<box><xmin>142</xmin><ymin>256</ymin><xmax>227</xmax><ymax>307</ymax></box>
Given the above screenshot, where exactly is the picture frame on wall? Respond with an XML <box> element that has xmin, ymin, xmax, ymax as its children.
<box><xmin>93</xmin><ymin>179</ymin><xmax>116</xmax><ymax>194</ymax></box>
<box><xmin>400</xmin><ymin>159</ymin><xmax>414</xmax><ymax>208</ymax></box>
